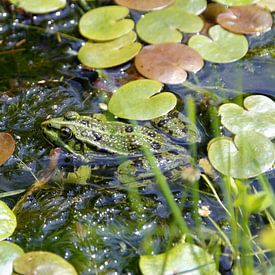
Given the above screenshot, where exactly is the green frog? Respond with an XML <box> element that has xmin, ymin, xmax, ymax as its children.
<box><xmin>41</xmin><ymin>110</ymin><xmax>201</xmax><ymax>184</ymax></box>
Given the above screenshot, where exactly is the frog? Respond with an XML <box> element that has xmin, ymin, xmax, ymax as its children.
<box><xmin>41</xmin><ymin>110</ymin><xmax>201</xmax><ymax>184</ymax></box>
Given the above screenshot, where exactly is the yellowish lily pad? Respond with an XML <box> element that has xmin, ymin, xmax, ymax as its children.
<box><xmin>78</xmin><ymin>31</ymin><xmax>142</xmax><ymax>69</ymax></box>
<box><xmin>219</xmin><ymin>95</ymin><xmax>275</xmax><ymax>139</ymax></box>
<box><xmin>13</xmin><ymin>251</ymin><xmax>77</xmax><ymax>275</ymax></box>
<box><xmin>207</xmin><ymin>132</ymin><xmax>275</xmax><ymax>179</ymax></box>
<box><xmin>9</xmin><ymin>0</ymin><xmax>66</xmax><ymax>14</ymax></box>
<box><xmin>108</xmin><ymin>80</ymin><xmax>177</xmax><ymax>120</ymax></box>
<box><xmin>114</xmin><ymin>0</ymin><xmax>175</xmax><ymax>11</ymax></box>
<box><xmin>79</xmin><ymin>6</ymin><xmax>134</xmax><ymax>41</ymax></box>
<box><xmin>188</xmin><ymin>25</ymin><xmax>248</xmax><ymax>63</ymax></box>
<box><xmin>213</xmin><ymin>0</ymin><xmax>260</xmax><ymax>6</ymax></box>
<box><xmin>0</xmin><ymin>200</ymin><xmax>16</xmax><ymax>241</ymax></box>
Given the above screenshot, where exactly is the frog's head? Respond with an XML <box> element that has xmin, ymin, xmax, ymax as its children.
<box><xmin>41</xmin><ymin>111</ymin><xmax>85</xmax><ymax>155</ymax></box>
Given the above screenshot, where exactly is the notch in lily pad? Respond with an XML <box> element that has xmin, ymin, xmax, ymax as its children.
<box><xmin>136</xmin><ymin>3</ymin><xmax>204</xmax><ymax>44</ymax></box>
<box><xmin>79</xmin><ymin>6</ymin><xmax>134</xmax><ymax>41</ymax></box>
<box><xmin>207</xmin><ymin>131</ymin><xmax>275</xmax><ymax>179</ymax></box>
<box><xmin>188</xmin><ymin>25</ymin><xmax>248</xmax><ymax>63</ymax></box>
<box><xmin>78</xmin><ymin>31</ymin><xmax>142</xmax><ymax>69</ymax></box>
<box><xmin>9</xmin><ymin>0</ymin><xmax>66</xmax><ymax>14</ymax></box>
<box><xmin>217</xmin><ymin>5</ymin><xmax>273</xmax><ymax>35</ymax></box>
<box><xmin>135</xmin><ymin>43</ymin><xmax>204</xmax><ymax>84</ymax></box>
<box><xmin>114</xmin><ymin>0</ymin><xmax>175</xmax><ymax>11</ymax></box>
<box><xmin>219</xmin><ymin>95</ymin><xmax>275</xmax><ymax>139</ymax></box>
<box><xmin>108</xmin><ymin>79</ymin><xmax>177</xmax><ymax>120</ymax></box>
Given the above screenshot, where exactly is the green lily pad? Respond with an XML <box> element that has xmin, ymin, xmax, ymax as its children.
<box><xmin>0</xmin><ymin>241</ymin><xmax>24</xmax><ymax>275</ymax></box>
<box><xmin>78</xmin><ymin>31</ymin><xmax>142</xmax><ymax>69</ymax></box>
<box><xmin>257</xmin><ymin>0</ymin><xmax>275</xmax><ymax>11</ymax></box>
<box><xmin>207</xmin><ymin>132</ymin><xmax>275</xmax><ymax>179</ymax></box>
<box><xmin>139</xmin><ymin>242</ymin><xmax>219</xmax><ymax>275</ymax></box>
<box><xmin>136</xmin><ymin>3</ymin><xmax>203</xmax><ymax>44</ymax></box>
<box><xmin>108</xmin><ymin>80</ymin><xmax>177</xmax><ymax>120</ymax></box>
<box><xmin>9</xmin><ymin>0</ymin><xmax>66</xmax><ymax>14</ymax></box>
<box><xmin>219</xmin><ymin>95</ymin><xmax>275</xmax><ymax>139</ymax></box>
<box><xmin>172</xmin><ymin>0</ymin><xmax>207</xmax><ymax>15</ymax></box>
<box><xmin>114</xmin><ymin>0</ymin><xmax>175</xmax><ymax>11</ymax></box>
<box><xmin>13</xmin><ymin>251</ymin><xmax>77</xmax><ymax>275</ymax></box>
<box><xmin>213</xmin><ymin>0</ymin><xmax>260</xmax><ymax>6</ymax></box>
<box><xmin>79</xmin><ymin>6</ymin><xmax>134</xmax><ymax>41</ymax></box>
<box><xmin>0</xmin><ymin>200</ymin><xmax>16</xmax><ymax>241</ymax></box>
<box><xmin>188</xmin><ymin>25</ymin><xmax>248</xmax><ymax>63</ymax></box>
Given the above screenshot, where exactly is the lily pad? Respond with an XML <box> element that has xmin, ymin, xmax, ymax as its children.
<box><xmin>188</xmin><ymin>25</ymin><xmax>248</xmax><ymax>63</ymax></box>
<box><xmin>202</xmin><ymin>3</ymin><xmax>227</xmax><ymax>24</ymax></box>
<box><xmin>114</xmin><ymin>0</ymin><xmax>175</xmax><ymax>11</ymax></box>
<box><xmin>0</xmin><ymin>200</ymin><xmax>16</xmax><ymax>241</ymax></box>
<box><xmin>0</xmin><ymin>133</ymin><xmax>15</xmax><ymax>166</ymax></box>
<box><xmin>219</xmin><ymin>95</ymin><xmax>275</xmax><ymax>139</ymax></box>
<box><xmin>78</xmin><ymin>31</ymin><xmax>142</xmax><ymax>69</ymax></box>
<box><xmin>0</xmin><ymin>241</ymin><xmax>24</xmax><ymax>275</ymax></box>
<box><xmin>217</xmin><ymin>5</ymin><xmax>273</xmax><ymax>34</ymax></box>
<box><xmin>135</xmin><ymin>43</ymin><xmax>204</xmax><ymax>84</ymax></box>
<box><xmin>171</xmin><ymin>0</ymin><xmax>207</xmax><ymax>15</ymax></box>
<box><xmin>13</xmin><ymin>251</ymin><xmax>77</xmax><ymax>275</ymax></box>
<box><xmin>257</xmin><ymin>0</ymin><xmax>275</xmax><ymax>11</ymax></box>
<box><xmin>108</xmin><ymin>79</ymin><xmax>177</xmax><ymax>120</ymax></box>
<box><xmin>79</xmin><ymin>6</ymin><xmax>134</xmax><ymax>41</ymax></box>
<box><xmin>136</xmin><ymin>4</ymin><xmax>203</xmax><ymax>44</ymax></box>
<box><xmin>207</xmin><ymin>132</ymin><xmax>275</xmax><ymax>179</ymax></box>
<box><xmin>213</xmin><ymin>0</ymin><xmax>260</xmax><ymax>6</ymax></box>
<box><xmin>139</xmin><ymin>242</ymin><xmax>219</xmax><ymax>275</ymax></box>
<box><xmin>9</xmin><ymin>0</ymin><xmax>66</xmax><ymax>14</ymax></box>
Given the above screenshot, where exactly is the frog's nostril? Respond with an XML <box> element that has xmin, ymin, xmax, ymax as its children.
<box><xmin>47</xmin><ymin>123</ymin><xmax>52</xmax><ymax>129</ymax></box>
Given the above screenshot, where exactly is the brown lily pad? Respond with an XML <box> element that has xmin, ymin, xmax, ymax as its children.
<box><xmin>134</xmin><ymin>43</ymin><xmax>204</xmax><ymax>84</ymax></box>
<box><xmin>217</xmin><ymin>5</ymin><xmax>273</xmax><ymax>35</ymax></box>
<box><xmin>0</xmin><ymin>133</ymin><xmax>15</xmax><ymax>166</ymax></box>
<box><xmin>202</xmin><ymin>3</ymin><xmax>227</xmax><ymax>24</ymax></box>
<box><xmin>114</xmin><ymin>0</ymin><xmax>175</xmax><ymax>11</ymax></box>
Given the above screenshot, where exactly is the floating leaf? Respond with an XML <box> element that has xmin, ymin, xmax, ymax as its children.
<box><xmin>114</xmin><ymin>0</ymin><xmax>175</xmax><ymax>11</ymax></box>
<box><xmin>188</xmin><ymin>25</ymin><xmax>248</xmax><ymax>63</ymax></box>
<box><xmin>0</xmin><ymin>133</ymin><xmax>15</xmax><ymax>166</ymax></box>
<box><xmin>139</xmin><ymin>242</ymin><xmax>219</xmax><ymax>275</ymax></box>
<box><xmin>135</xmin><ymin>43</ymin><xmax>204</xmax><ymax>84</ymax></box>
<box><xmin>234</xmin><ymin>191</ymin><xmax>272</xmax><ymax>213</ymax></box>
<box><xmin>79</xmin><ymin>6</ymin><xmax>134</xmax><ymax>41</ymax></box>
<box><xmin>136</xmin><ymin>4</ymin><xmax>203</xmax><ymax>44</ymax></box>
<box><xmin>213</xmin><ymin>0</ymin><xmax>260</xmax><ymax>6</ymax></box>
<box><xmin>171</xmin><ymin>0</ymin><xmax>207</xmax><ymax>15</ymax></box>
<box><xmin>257</xmin><ymin>0</ymin><xmax>275</xmax><ymax>11</ymax></box>
<box><xmin>259</xmin><ymin>227</ymin><xmax>275</xmax><ymax>250</ymax></box>
<box><xmin>0</xmin><ymin>200</ymin><xmax>16</xmax><ymax>241</ymax></box>
<box><xmin>219</xmin><ymin>95</ymin><xmax>275</xmax><ymax>139</ymax></box>
<box><xmin>9</xmin><ymin>0</ymin><xmax>66</xmax><ymax>14</ymax></box>
<box><xmin>202</xmin><ymin>3</ymin><xmax>227</xmax><ymax>24</ymax></box>
<box><xmin>108</xmin><ymin>79</ymin><xmax>177</xmax><ymax>120</ymax></box>
<box><xmin>207</xmin><ymin>132</ymin><xmax>275</xmax><ymax>179</ymax></box>
<box><xmin>78</xmin><ymin>31</ymin><xmax>142</xmax><ymax>69</ymax></box>
<box><xmin>0</xmin><ymin>241</ymin><xmax>24</xmax><ymax>275</ymax></box>
<box><xmin>13</xmin><ymin>251</ymin><xmax>77</xmax><ymax>275</ymax></box>
<box><xmin>217</xmin><ymin>5</ymin><xmax>273</xmax><ymax>34</ymax></box>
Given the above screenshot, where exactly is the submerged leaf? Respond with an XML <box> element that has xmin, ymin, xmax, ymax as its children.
<box><xmin>219</xmin><ymin>95</ymin><xmax>275</xmax><ymax>139</ymax></box>
<box><xmin>0</xmin><ymin>133</ymin><xmax>15</xmax><ymax>166</ymax></box>
<box><xmin>139</xmin><ymin>242</ymin><xmax>219</xmax><ymax>275</ymax></box>
<box><xmin>9</xmin><ymin>0</ymin><xmax>66</xmax><ymax>14</ymax></box>
<box><xmin>108</xmin><ymin>79</ymin><xmax>177</xmax><ymax>120</ymax></box>
<box><xmin>79</xmin><ymin>6</ymin><xmax>134</xmax><ymax>41</ymax></box>
<box><xmin>207</xmin><ymin>132</ymin><xmax>275</xmax><ymax>179</ymax></box>
<box><xmin>188</xmin><ymin>25</ymin><xmax>248</xmax><ymax>63</ymax></box>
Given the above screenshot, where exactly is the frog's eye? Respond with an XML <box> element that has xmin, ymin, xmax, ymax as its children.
<box><xmin>60</xmin><ymin>127</ymin><xmax>72</xmax><ymax>139</ymax></box>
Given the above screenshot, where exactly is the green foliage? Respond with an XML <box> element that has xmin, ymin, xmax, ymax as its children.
<box><xmin>108</xmin><ymin>79</ymin><xmax>177</xmax><ymax>120</ymax></box>
<box><xmin>219</xmin><ymin>95</ymin><xmax>275</xmax><ymax>139</ymax></box>
<box><xmin>139</xmin><ymin>242</ymin><xmax>219</xmax><ymax>275</ymax></box>
<box><xmin>78</xmin><ymin>31</ymin><xmax>142</xmax><ymax>69</ymax></box>
<box><xmin>188</xmin><ymin>25</ymin><xmax>248</xmax><ymax>63</ymax></box>
<box><xmin>213</xmin><ymin>0</ymin><xmax>260</xmax><ymax>6</ymax></box>
<box><xmin>9</xmin><ymin>0</ymin><xmax>66</xmax><ymax>14</ymax></box>
<box><xmin>79</xmin><ymin>6</ymin><xmax>134</xmax><ymax>41</ymax></box>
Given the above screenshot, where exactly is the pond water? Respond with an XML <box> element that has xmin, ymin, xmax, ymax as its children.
<box><xmin>0</xmin><ymin>1</ymin><xmax>274</xmax><ymax>274</ymax></box>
